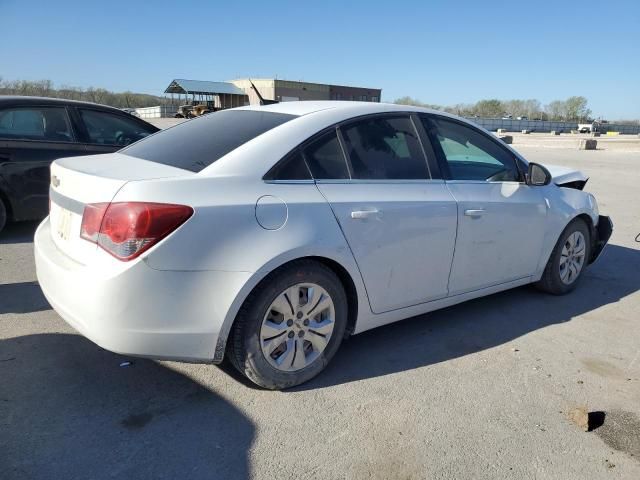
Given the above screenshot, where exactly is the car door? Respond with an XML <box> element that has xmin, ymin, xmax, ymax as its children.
<box><xmin>306</xmin><ymin>114</ymin><xmax>458</xmax><ymax>314</ymax></box>
<box><xmin>0</xmin><ymin>105</ymin><xmax>86</xmax><ymax>221</ymax></box>
<box><xmin>422</xmin><ymin>115</ymin><xmax>547</xmax><ymax>295</ymax></box>
<box><xmin>72</xmin><ymin>107</ymin><xmax>158</xmax><ymax>155</ymax></box>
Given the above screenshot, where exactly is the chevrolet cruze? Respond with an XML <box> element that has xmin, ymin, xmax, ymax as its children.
<box><xmin>35</xmin><ymin>101</ymin><xmax>612</xmax><ymax>389</ymax></box>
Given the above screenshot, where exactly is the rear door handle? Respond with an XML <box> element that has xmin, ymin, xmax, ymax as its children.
<box><xmin>464</xmin><ymin>209</ymin><xmax>486</xmax><ymax>217</ymax></box>
<box><xmin>351</xmin><ymin>209</ymin><xmax>380</xmax><ymax>220</ymax></box>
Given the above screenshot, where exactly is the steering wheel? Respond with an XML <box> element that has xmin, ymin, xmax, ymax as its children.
<box><xmin>115</xmin><ymin>131</ymin><xmax>132</xmax><ymax>146</ymax></box>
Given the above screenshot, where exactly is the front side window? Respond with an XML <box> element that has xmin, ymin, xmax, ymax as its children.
<box><xmin>123</xmin><ymin>110</ymin><xmax>296</xmax><ymax>172</ymax></box>
<box><xmin>80</xmin><ymin>109</ymin><xmax>155</xmax><ymax>146</ymax></box>
<box><xmin>340</xmin><ymin>116</ymin><xmax>429</xmax><ymax>180</ymax></box>
<box><xmin>0</xmin><ymin>107</ymin><xmax>72</xmax><ymax>142</ymax></box>
<box><xmin>303</xmin><ymin>130</ymin><xmax>350</xmax><ymax>180</ymax></box>
<box><xmin>425</xmin><ymin>116</ymin><xmax>520</xmax><ymax>182</ymax></box>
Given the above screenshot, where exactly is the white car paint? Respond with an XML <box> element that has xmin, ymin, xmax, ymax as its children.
<box><xmin>35</xmin><ymin>101</ymin><xmax>606</xmax><ymax>363</ymax></box>
<box><xmin>545</xmin><ymin>164</ymin><xmax>589</xmax><ymax>186</ymax></box>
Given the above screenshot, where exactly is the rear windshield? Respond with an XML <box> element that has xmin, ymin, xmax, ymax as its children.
<box><xmin>122</xmin><ymin>110</ymin><xmax>297</xmax><ymax>172</ymax></box>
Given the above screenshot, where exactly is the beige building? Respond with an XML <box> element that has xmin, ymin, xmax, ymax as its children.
<box><xmin>160</xmin><ymin>78</ymin><xmax>381</xmax><ymax>117</ymax></box>
<box><xmin>230</xmin><ymin>78</ymin><xmax>381</xmax><ymax>105</ymax></box>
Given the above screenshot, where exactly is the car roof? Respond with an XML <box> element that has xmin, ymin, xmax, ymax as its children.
<box><xmin>0</xmin><ymin>95</ymin><xmax>132</xmax><ymax>114</ymax></box>
<box><xmin>239</xmin><ymin>100</ymin><xmax>442</xmax><ymax>117</ymax></box>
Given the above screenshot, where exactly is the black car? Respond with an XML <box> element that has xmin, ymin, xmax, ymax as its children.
<box><xmin>0</xmin><ymin>96</ymin><xmax>160</xmax><ymax>232</ymax></box>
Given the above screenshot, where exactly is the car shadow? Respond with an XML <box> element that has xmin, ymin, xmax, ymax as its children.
<box><xmin>292</xmin><ymin>243</ymin><xmax>640</xmax><ymax>391</ymax></box>
<box><xmin>0</xmin><ymin>333</ymin><xmax>254</xmax><ymax>480</ymax></box>
<box><xmin>0</xmin><ymin>281</ymin><xmax>51</xmax><ymax>314</ymax></box>
<box><xmin>0</xmin><ymin>221</ymin><xmax>39</xmax><ymax>245</ymax></box>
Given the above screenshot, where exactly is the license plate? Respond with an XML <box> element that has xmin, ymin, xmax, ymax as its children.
<box><xmin>56</xmin><ymin>208</ymin><xmax>73</xmax><ymax>241</ymax></box>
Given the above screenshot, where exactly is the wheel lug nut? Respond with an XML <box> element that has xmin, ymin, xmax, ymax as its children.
<box><xmin>298</xmin><ymin>330</ymin><xmax>305</xmax><ymax>338</ymax></box>
<box><xmin>303</xmin><ymin>319</ymin><xmax>309</xmax><ymax>326</ymax></box>
<box><xmin>288</xmin><ymin>331</ymin><xmax>295</xmax><ymax>338</ymax></box>
<box><xmin>296</xmin><ymin>311</ymin><xmax>303</xmax><ymax>319</ymax></box>
<box><xmin>286</xmin><ymin>319</ymin><xmax>293</xmax><ymax>327</ymax></box>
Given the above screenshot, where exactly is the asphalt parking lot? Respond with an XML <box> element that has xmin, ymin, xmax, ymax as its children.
<box><xmin>1</xmin><ymin>134</ymin><xmax>639</xmax><ymax>479</ymax></box>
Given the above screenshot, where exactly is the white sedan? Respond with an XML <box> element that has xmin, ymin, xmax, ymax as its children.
<box><xmin>35</xmin><ymin>101</ymin><xmax>612</xmax><ymax>389</ymax></box>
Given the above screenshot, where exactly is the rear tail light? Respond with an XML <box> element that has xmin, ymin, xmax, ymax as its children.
<box><xmin>80</xmin><ymin>202</ymin><xmax>193</xmax><ymax>261</ymax></box>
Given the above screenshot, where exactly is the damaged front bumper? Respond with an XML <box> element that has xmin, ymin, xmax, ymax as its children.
<box><xmin>590</xmin><ymin>215</ymin><xmax>613</xmax><ymax>264</ymax></box>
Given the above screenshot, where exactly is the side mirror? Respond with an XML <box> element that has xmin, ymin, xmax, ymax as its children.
<box><xmin>527</xmin><ymin>162</ymin><xmax>552</xmax><ymax>186</ymax></box>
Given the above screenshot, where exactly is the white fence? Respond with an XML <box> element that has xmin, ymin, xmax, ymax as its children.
<box><xmin>135</xmin><ymin>105</ymin><xmax>178</xmax><ymax>119</ymax></box>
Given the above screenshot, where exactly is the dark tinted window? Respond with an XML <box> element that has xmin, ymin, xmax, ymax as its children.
<box><xmin>303</xmin><ymin>130</ymin><xmax>350</xmax><ymax>179</ymax></box>
<box><xmin>266</xmin><ymin>151</ymin><xmax>311</xmax><ymax>180</ymax></box>
<box><xmin>80</xmin><ymin>109</ymin><xmax>155</xmax><ymax>146</ymax></box>
<box><xmin>425</xmin><ymin>117</ymin><xmax>520</xmax><ymax>182</ymax></box>
<box><xmin>0</xmin><ymin>107</ymin><xmax>73</xmax><ymax>142</ymax></box>
<box><xmin>341</xmin><ymin>116</ymin><xmax>429</xmax><ymax>180</ymax></box>
<box><xmin>123</xmin><ymin>110</ymin><xmax>296</xmax><ymax>172</ymax></box>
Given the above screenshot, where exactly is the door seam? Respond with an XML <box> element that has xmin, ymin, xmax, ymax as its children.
<box><xmin>444</xmin><ymin>181</ymin><xmax>460</xmax><ymax>294</ymax></box>
<box><xmin>312</xmin><ymin>182</ymin><xmax>375</xmax><ymax>314</ymax></box>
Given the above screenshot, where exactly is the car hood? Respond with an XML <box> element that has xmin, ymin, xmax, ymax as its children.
<box><xmin>543</xmin><ymin>164</ymin><xmax>589</xmax><ymax>186</ymax></box>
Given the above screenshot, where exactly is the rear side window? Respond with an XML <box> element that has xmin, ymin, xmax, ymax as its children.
<box><xmin>123</xmin><ymin>110</ymin><xmax>297</xmax><ymax>172</ymax></box>
<box><xmin>303</xmin><ymin>130</ymin><xmax>350</xmax><ymax>180</ymax></box>
<box><xmin>0</xmin><ymin>107</ymin><xmax>73</xmax><ymax>142</ymax></box>
<box><xmin>79</xmin><ymin>109</ymin><xmax>156</xmax><ymax>146</ymax></box>
<box><xmin>266</xmin><ymin>151</ymin><xmax>311</xmax><ymax>180</ymax></box>
<box><xmin>340</xmin><ymin>116</ymin><xmax>429</xmax><ymax>180</ymax></box>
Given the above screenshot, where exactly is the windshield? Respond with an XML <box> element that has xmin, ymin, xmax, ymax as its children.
<box><xmin>122</xmin><ymin>110</ymin><xmax>297</xmax><ymax>172</ymax></box>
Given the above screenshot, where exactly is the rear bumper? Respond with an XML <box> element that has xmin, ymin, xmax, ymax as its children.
<box><xmin>590</xmin><ymin>215</ymin><xmax>613</xmax><ymax>263</ymax></box>
<box><xmin>34</xmin><ymin>217</ymin><xmax>251</xmax><ymax>362</ymax></box>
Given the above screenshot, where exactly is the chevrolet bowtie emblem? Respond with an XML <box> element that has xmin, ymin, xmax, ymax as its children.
<box><xmin>51</xmin><ymin>175</ymin><xmax>60</xmax><ymax>187</ymax></box>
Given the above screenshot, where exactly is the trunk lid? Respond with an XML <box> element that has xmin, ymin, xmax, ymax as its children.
<box><xmin>49</xmin><ymin>153</ymin><xmax>191</xmax><ymax>264</ymax></box>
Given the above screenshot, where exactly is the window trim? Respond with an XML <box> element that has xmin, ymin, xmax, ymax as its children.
<box><xmin>421</xmin><ymin>113</ymin><xmax>526</xmax><ymax>183</ymax></box>
<box><xmin>0</xmin><ymin>105</ymin><xmax>77</xmax><ymax>144</ymax></box>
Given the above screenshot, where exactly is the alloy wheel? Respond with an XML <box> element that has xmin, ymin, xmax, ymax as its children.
<box><xmin>559</xmin><ymin>231</ymin><xmax>586</xmax><ymax>285</ymax></box>
<box><xmin>259</xmin><ymin>283</ymin><xmax>335</xmax><ymax>372</ymax></box>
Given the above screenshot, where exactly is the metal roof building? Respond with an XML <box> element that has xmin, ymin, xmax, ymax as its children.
<box><xmin>164</xmin><ymin>79</ymin><xmax>248</xmax><ymax>109</ymax></box>
<box><xmin>165</xmin><ymin>79</ymin><xmax>246</xmax><ymax>96</ymax></box>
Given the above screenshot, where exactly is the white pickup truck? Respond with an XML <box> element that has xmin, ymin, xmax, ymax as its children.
<box><xmin>578</xmin><ymin>122</ymin><xmax>600</xmax><ymax>133</ymax></box>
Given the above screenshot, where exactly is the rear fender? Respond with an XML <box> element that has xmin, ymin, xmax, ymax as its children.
<box><xmin>212</xmin><ymin>246</ymin><xmax>368</xmax><ymax>363</ymax></box>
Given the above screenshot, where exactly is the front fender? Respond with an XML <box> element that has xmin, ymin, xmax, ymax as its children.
<box><xmin>534</xmin><ymin>185</ymin><xmax>600</xmax><ymax>277</ymax></box>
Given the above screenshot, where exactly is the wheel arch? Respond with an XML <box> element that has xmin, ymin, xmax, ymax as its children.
<box><xmin>212</xmin><ymin>251</ymin><xmax>366</xmax><ymax>363</ymax></box>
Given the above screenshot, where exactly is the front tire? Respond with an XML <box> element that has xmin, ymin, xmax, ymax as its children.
<box><xmin>536</xmin><ymin>218</ymin><xmax>591</xmax><ymax>295</ymax></box>
<box><xmin>227</xmin><ymin>260</ymin><xmax>347</xmax><ymax>389</ymax></box>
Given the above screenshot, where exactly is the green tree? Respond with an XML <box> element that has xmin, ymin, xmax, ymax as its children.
<box><xmin>564</xmin><ymin>96</ymin><xmax>591</xmax><ymax>121</ymax></box>
<box><xmin>0</xmin><ymin>78</ymin><xmax>166</xmax><ymax>108</ymax></box>
<box><xmin>393</xmin><ymin>96</ymin><xmax>442</xmax><ymax>110</ymax></box>
<box><xmin>473</xmin><ymin>99</ymin><xmax>504</xmax><ymax>118</ymax></box>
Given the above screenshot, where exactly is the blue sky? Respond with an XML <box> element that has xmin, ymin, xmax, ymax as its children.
<box><xmin>1</xmin><ymin>0</ymin><xmax>638</xmax><ymax>119</ymax></box>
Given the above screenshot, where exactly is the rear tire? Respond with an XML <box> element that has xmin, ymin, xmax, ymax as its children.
<box><xmin>227</xmin><ymin>260</ymin><xmax>347</xmax><ymax>389</ymax></box>
<box><xmin>535</xmin><ymin>218</ymin><xmax>591</xmax><ymax>295</ymax></box>
<box><xmin>0</xmin><ymin>198</ymin><xmax>7</xmax><ymax>234</ymax></box>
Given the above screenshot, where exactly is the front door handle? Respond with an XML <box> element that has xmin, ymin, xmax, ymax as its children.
<box><xmin>464</xmin><ymin>209</ymin><xmax>486</xmax><ymax>217</ymax></box>
<box><xmin>351</xmin><ymin>209</ymin><xmax>380</xmax><ymax>220</ymax></box>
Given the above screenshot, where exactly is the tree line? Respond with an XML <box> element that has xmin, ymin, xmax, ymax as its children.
<box><xmin>394</xmin><ymin>95</ymin><xmax>596</xmax><ymax>122</ymax></box>
<box><xmin>0</xmin><ymin>78</ymin><xmax>165</xmax><ymax>109</ymax></box>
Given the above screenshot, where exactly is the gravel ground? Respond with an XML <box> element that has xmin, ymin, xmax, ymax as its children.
<box><xmin>1</xmin><ymin>136</ymin><xmax>639</xmax><ymax>479</ymax></box>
